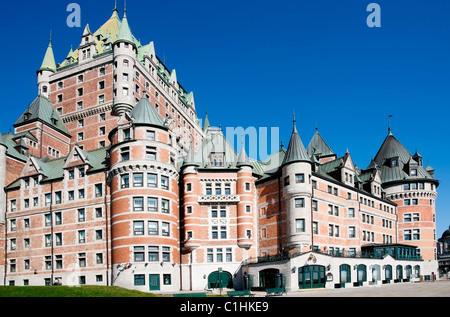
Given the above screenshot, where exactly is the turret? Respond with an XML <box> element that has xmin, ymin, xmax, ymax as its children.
<box><xmin>236</xmin><ymin>144</ymin><xmax>255</xmax><ymax>249</ymax></box>
<box><xmin>108</xmin><ymin>97</ymin><xmax>180</xmax><ymax>288</ymax></box>
<box><xmin>281</xmin><ymin>114</ymin><xmax>312</xmax><ymax>251</ymax></box>
<box><xmin>36</xmin><ymin>35</ymin><xmax>56</xmax><ymax>98</ymax></box>
<box><xmin>0</xmin><ymin>134</ymin><xmax>7</xmax><ymax>224</ymax></box>
<box><xmin>112</xmin><ymin>8</ymin><xmax>137</xmax><ymax>116</ymax></box>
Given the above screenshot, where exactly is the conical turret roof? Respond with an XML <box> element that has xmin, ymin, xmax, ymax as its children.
<box><xmin>38</xmin><ymin>37</ymin><xmax>56</xmax><ymax>73</ymax></box>
<box><xmin>129</xmin><ymin>97</ymin><xmax>165</xmax><ymax>128</ymax></box>
<box><xmin>282</xmin><ymin>116</ymin><xmax>311</xmax><ymax>165</ymax></box>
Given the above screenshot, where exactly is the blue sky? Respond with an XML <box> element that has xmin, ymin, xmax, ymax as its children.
<box><xmin>1</xmin><ymin>0</ymin><xmax>449</xmax><ymax>236</ymax></box>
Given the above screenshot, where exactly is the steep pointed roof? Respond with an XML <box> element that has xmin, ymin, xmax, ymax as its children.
<box><xmin>14</xmin><ymin>96</ymin><xmax>69</xmax><ymax>135</ymax></box>
<box><xmin>282</xmin><ymin>117</ymin><xmax>311</xmax><ymax>165</ymax></box>
<box><xmin>115</xmin><ymin>10</ymin><xmax>135</xmax><ymax>46</ymax></box>
<box><xmin>38</xmin><ymin>38</ymin><xmax>56</xmax><ymax>73</ymax></box>
<box><xmin>306</xmin><ymin>128</ymin><xmax>335</xmax><ymax>158</ymax></box>
<box><xmin>373</xmin><ymin>130</ymin><xmax>436</xmax><ymax>184</ymax></box>
<box><xmin>129</xmin><ymin>97</ymin><xmax>165</xmax><ymax>128</ymax></box>
<box><xmin>236</xmin><ymin>145</ymin><xmax>252</xmax><ymax>168</ymax></box>
<box><xmin>373</xmin><ymin>130</ymin><xmax>412</xmax><ymax>165</ymax></box>
<box><xmin>203</xmin><ymin>111</ymin><xmax>210</xmax><ymax>133</ymax></box>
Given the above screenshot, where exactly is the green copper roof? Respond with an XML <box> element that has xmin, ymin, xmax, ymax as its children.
<box><xmin>307</xmin><ymin>129</ymin><xmax>335</xmax><ymax>158</ymax></box>
<box><xmin>129</xmin><ymin>97</ymin><xmax>165</xmax><ymax>128</ymax></box>
<box><xmin>203</xmin><ymin>112</ymin><xmax>210</xmax><ymax>132</ymax></box>
<box><xmin>38</xmin><ymin>39</ymin><xmax>56</xmax><ymax>73</ymax></box>
<box><xmin>282</xmin><ymin>119</ymin><xmax>311</xmax><ymax>165</ymax></box>
<box><xmin>236</xmin><ymin>145</ymin><xmax>252</xmax><ymax>168</ymax></box>
<box><xmin>373</xmin><ymin>131</ymin><xmax>436</xmax><ymax>183</ymax></box>
<box><xmin>115</xmin><ymin>10</ymin><xmax>135</xmax><ymax>46</ymax></box>
<box><xmin>14</xmin><ymin>96</ymin><xmax>69</xmax><ymax>135</ymax></box>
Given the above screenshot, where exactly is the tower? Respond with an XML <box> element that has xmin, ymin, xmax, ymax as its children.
<box><xmin>36</xmin><ymin>35</ymin><xmax>56</xmax><ymax>98</ymax></box>
<box><xmin>108</xmin><ymin>97</ymin><xmax>180</xmax><ymax>290</ymax></box>
<box><xmin>112</xmin><ymin>8</ymin><xmax>137</xmax><ymax>116</ymax></box>
<box><xmin>281</xmin><ymin>115</ymin><xmax>312</xmax><ymax>252</ymax></box>
<box><xmin>373</xmin><ymin>129</ymin><xmax>439</xmax><ymax>260</ymax></box>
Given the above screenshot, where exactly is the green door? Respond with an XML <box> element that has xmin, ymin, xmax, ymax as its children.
<box><xmin>149</xmin><ymin>274</ymin><xmax>160</xmax><ymax>291</ymax></box>
<box><xmin>298</xmin><ymin>265</ymin><xmax>325</xmax><ymax>289</ymax></box>
<box><xmin>208</xmin><ymin>271</ymin><xmax>233</xmax><ymax>289</ymax></box>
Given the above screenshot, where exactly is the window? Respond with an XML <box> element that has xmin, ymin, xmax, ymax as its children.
<box><xmin>78</xmin><ymin>209</ymin><xmax>85</xmax><ymax>222</ymax></box>
<box><xmin>186</xmin><ymin>183</ymin><xmax>192</xmax><ymax>192</ymax></box>
<box><xmin>296</xmin><ymin>219</ymin><xmax>305</xmax><ymax>232</ymax></box>
<box><xmin>78</xmin><ymin>231</ymin><xmax>86</xmax><ymax>243</ymax></box>
<box><xmin>284</xmin><ymin>176</ymin><xmax>290</xmax><ymax>187</ymax></box>
<box><xmin>295</xmin><ymin>198</ymin><xmax>304</xmax><ymax>208</ymax></box>
<box><xmin>148</xmin><ymin>198</ymin><xmax>157</xmax><ymax>212</ymax></box>
<box><xmin>148</xmin><ymin>221</ymin><xmax>158</xmax><ymax>235</ymax></box>
<box><xmin>349</xmin><ymin>227</ymin><xmax>356</xmax><ymax>238</ymax></box>
<box><xmin>411</xmin><ymin>169</ymin><xmax>417</xmax><ymax>176</ymax></box>
<box><xmin>147</xmin><ymin>174</ymin><xmax>157</xmax><ymax>188</ymax></box>
<box><xmin>161</xmin><ymin>199</ymin><xmax>169</xmax><ymax>213</ymax></box>
<box><xmin>295</xmin><ymin>174</ymin><xmax>305</xmax><ymax>183</ymax></box>
<box><xmin>133</xmin><ymin>197</ymin><xmax>144</xmax><ymax>211</ymax></box>
<box><xmin>98</xmin><ymin>81</ymin><xmax>105</xmax><ymax>90</ymax></box>
<box><xmin>133</xmin><ymin>173</ymin><xmax>143</xmax><ymax>187</ymax></box>
<box><xmin>312</xmin><ymin>200</ymin><xmax>318</xmax><ymax>211</ymax></box>
<box><xmin>134</xmin><ymin>221</ymin><xmax>144</xmax><ymax>235</ymax></box>
<box><xmin>134</xmin><ymin>275</ymin><xmax>145</xmax><ymax>286</ymax></box>
<box><xmin>225</xmin><ymin>183</ymin><xmax>231</xmax><ymax>195</ymax></box>
<box><xmin>206</xmin><ymin>183</ymin><xmax>212</xmax><ymax>195</ymax></box>
<box><xmin>146</xmin><ymin>147</ymin><xmax>156</xmax><ymax>160</ymax></box>
<box><xmin>147</xmin><ymin>130</ymin><xmax>155</xmax><ymax>140</ymax></box>
<box><xmin>348</xmin><ymin>208</ymin><xmax>355</xmax><ymax>218</ymax></box>
<box><xmin>404</xmin><ymin>199</ymin><xmax>411</xmax><ymax>206</ymax></box>
<box><xmin>95</xmin><ymin>184</ymin><xmax>103</xmax><ymax>197</ymax></box>
<box><xmin>121</xmin><ymin>174</ymin><xmax>130</xmax><ymax>188</ymax></box>
<box><xmin>161</xmin><ymin>176</ymin><xmax>169</xmax><ymax>190</ymax></box>
<box><xmin>245</xmin><ymin>182</ymin><xmax>251</xmax><ymax>191</ymax></box>
<box><xmin>162</xmin><ymin>222</ymin><xmax>170</xmax><ymax>236</ymax></box>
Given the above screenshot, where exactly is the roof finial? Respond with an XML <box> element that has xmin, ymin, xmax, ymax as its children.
<box><xmin>113</xmin><ymin>0</ymin><xmax>118</xmax><ymax>11</ymax></box>
<box><xmin>315</xmin><ymin>122</ymin><xmax>318</xmax><ymax>132</ymax></box>
<box><xmin>124</xmin><ymin>0</ymin><xmax>127</xmax><ymax>15</ymax></box>
<box><xmin>293</xmin><ymin>109</ymin><xmax>296</xmax><ymax>125</ymax></box>
<box><xmin>387</xmin><ymin>114</ymin><xmax>393</xmax><ymax>133</ymax></box>
<box><xmin>49</xmin><ymin>29</ymin><xmax>52</xmax><ymax>44</ymax></box>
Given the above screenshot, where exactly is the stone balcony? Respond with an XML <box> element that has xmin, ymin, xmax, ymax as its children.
<box><xmin>198</xmin><ymin>195</ymin><xmax>240</xmax><ymax>204</ymax></box>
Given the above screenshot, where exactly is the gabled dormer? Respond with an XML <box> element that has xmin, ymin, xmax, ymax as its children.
<box><xmin>341</xmin><ymin>150</ymin><xmax>355</xmax><ymax>186</ymax></box>
<box><xmin>20</xmin><ymin>156</ymin><xmax>44</xmax><ymax>179</ymax></box>
<box><xmin>405</xmin><ymin>157</ymin><xmax>419</xmax><ymax>177</ymax></box>
<box><xmin>63</xmin><ymin>145</ymin><xmax>93</xmax><ymax>178</ymax></box>
<box><xmin>78</xmin><ymin>24</ymin><xmax>96</xmax><ymax>64</ymax></box>
<box><xmin>412</xmin><ymin>150</ymin><xmax>423</xmax><ymax>167</ymax></box>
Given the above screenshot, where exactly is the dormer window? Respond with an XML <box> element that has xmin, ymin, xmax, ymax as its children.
<box><xmin>411</xmin><ymin>169</ymin><xmax>417</xmax><ymax>176</ymax></box>
<box><xmin>391</xmin><ymin>158</ymin><xmax>398</xmax><ymax>167</ymax></box>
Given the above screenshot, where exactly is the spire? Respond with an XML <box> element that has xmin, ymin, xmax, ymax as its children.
<box><xmin>129</xmin><ymin>97</ymin><xmax>166</xmax><ymax>128</ymax></box>
<box><xmin>236</xmin><ymin>136</ymin><xmax>252</xmax><ymax>168</ymax></box>
<box><xmin>115</xmin><ymin>4</ymin><xmax>135</xmax><ymax>46</ymax></box>
<box><xmin>282</xmin><ymin>111</ymin><xmax>311</xmax><ymax>165</ymax></box>
<box><xmin>203</xmin><ymin>109</ymin><xmax>210</xmax><ymax>133</ymax></box>
<box><xmin>38</xmin><ymin>32</ymin><xmax>56</xmax><ymax>73</ymax></box>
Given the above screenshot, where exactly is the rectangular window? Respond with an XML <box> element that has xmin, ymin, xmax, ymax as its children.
<box><xmin>148</xmin><ymin>198</ymin><xmax>157</xmax><ymax>212</ymax></box>
<box><xmin>133</xmin><ymin>173</ymin><xmax>143</xmax><ymax>187</ymax></box>
<box><xmin>121</xmin><ymin>174</ymin><xmax>130</xmax><ymax>188</ymax></box>
<box><xmin>296</xmin><ymin>219</ymin><xmax>305</xmax><ymax>232</ymax></box>
<box><xmin>133</xmin><ymin>197</ymin><xmax>144</xmax><ymax>211</ymax></box>
<box><xmin>295</xmin><ymin>198</ymin><xmax>304</xmax><ymax>208</ymax></box>
<box><xmin>161</xmin><ymin>199</ymin><xmax>169</xmax><ymax>213</ymax></box>
<box><xmin>295</xmin><ymin>173</ymin><xmax>305</xmax><ymax>183</ymax></box>
<box><xmin>133</xmin><ymin>221</ymin><xmax>144</xmax><ymax>235</ymax></box>
<box><xmin>161</xmin><ymin>176</ymin><xmax>169</xmax><ymax>190</ymax></box>
<box><xmin>162</xmin><ymin>222</ymin><xmax>170</xmax><ymax>236</ymax></box>
<box><xmin>147</xmin><ymin>174</ymin><xmax>157</xmax><ymax>188</ymax></box>
<box><xmin>148</xmin><ymin>221</ymin><xmax>158</xmax><ymax>235</ymax></box>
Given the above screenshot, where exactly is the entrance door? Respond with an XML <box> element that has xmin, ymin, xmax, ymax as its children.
<box><xmin>149</xmin><ymin>274</ymin><xmax>160</xmax><ymax>291</ymax></box>
<box><xmin>208</xmin><ymin>271</ymin><xmax>233</xmax><ymax>289</ymax></box>
<box><xmin>259</xmin><ymin>269</ymin><xmax>279</xmax><ymax>289</ymax></box>
<box><xmin>298</xmin><ymin>265</ymin><xmax>325</xmax><ymax>289</ymax></box>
